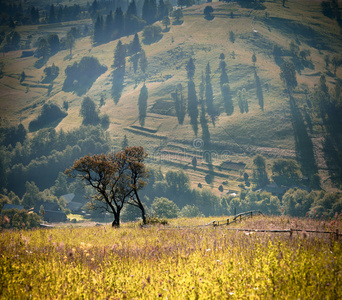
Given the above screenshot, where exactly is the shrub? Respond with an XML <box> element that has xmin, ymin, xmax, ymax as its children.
<box><xmin>151</xmin><ymin>197</ymin><xmax>179</xmax><ymax>219</ymax></box>
<box><xmin>28</xmin><ymin>103</ymin><xmax>67</xmax><ymax>132</ymax></box>
<box><xmin>0</xmin><ymin>209</ymin><xmax>42</xmax><ymax>229</ymax></box>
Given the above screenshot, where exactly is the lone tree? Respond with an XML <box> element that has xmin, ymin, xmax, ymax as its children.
<box><xmin>65</xmin><ymin>146</ymin><xmax>149</xmax><ymax>227</ymax></box>
<box><xmin>204</xmin><ymin>6</ymin><xmax>214</xmax><ymax>19</ymax></box>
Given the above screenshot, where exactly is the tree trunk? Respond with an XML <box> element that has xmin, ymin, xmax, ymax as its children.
<box><xmin>112</xmin><ymin>210</ymin><xmax>120</xmax><ymax>227</ymax></box>
<box><xmin>140</xmin><ymin>204</ymin><xmax>146</xmax><ymax>225</ymax></box>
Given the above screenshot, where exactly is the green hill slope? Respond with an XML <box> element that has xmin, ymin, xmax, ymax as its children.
<box><xmin>1</xmin><ymin>0</ymin><xmax>342</xmax><ymax>192</ymax></box>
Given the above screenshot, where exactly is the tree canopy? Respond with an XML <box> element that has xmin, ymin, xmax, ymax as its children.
<box><xmin>65</xmin><ymin>146</ymin><xmax>149</xmax><ymax>226</ymax></box>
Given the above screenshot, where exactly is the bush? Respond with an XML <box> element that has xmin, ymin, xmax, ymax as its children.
<box><xmin>142</xmin><ymin>25</ymin><xmax>162</xmax><ymax>44</ymax></box>
<box><xmin>151</xmin><ymin>197</ymin><xmax>179</xmax><ymax>219</ymax></box>
<box><xmin>28</xmin><ymin>103</ymin><xmax>67</xmax><ymax>132</ymax></box>
<box><xmin>179</xmin><ymin>205</ymin><xmax>204</xmax><ymax>218</ymax></box>
<box><xmin>0</xmin><ymin>209</ymin><xmax>42</xmax><ymax>229</ymax></box>
<box><xmin>63</xmin><ymin>56</ymin><xmax>107</xmax><ymax>96</ymax></box>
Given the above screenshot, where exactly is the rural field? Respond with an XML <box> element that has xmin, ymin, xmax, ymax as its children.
<box><xmin>1</xmin><ymin>0</ymin><xmax>342</xmax><ymax>298</ymax></box>
<box><xmin>1</xmin><ymin>215</ymin><xmax>342</xmax><ymax>299</ymax></box>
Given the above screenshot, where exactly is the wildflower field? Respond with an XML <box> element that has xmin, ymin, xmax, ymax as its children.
<box><xmin>1</xmin><ymin>216</ymin><xmax>342</xmax><ymax>299</ymax></box>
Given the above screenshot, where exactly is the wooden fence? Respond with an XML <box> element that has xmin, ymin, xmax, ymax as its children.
<box><xmin>205</xmin><ymin>210</ymin><xmax>341</xmax><ymax>240</ymax></box>
<box><xmin>206</xmin><ymin>210</ymin><xmax>264</xmax><ymax>227</ymax></box>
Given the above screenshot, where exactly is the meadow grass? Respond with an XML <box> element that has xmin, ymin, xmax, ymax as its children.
<box><xmin>1</xmin><ymin>215</ymin><xmax>341</xmax><ymax>299</ymax></box>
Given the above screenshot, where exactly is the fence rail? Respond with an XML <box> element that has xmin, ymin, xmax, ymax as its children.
<box><xmin>205</xmin><ymin>210</ymin><xmax>341</xmax><ymax>240</ymax></box>
<box><xmin>206</xmin><ymin>210</ymin><xmax>264</xmax><ymax>227</ymax></box>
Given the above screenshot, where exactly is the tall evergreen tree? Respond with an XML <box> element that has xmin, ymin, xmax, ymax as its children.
<box><xmin>199</xmin><ymin>71</ymin><xmax>205</xmax><ymax>102</ymax></box>
<box><xmin>237</xmin><ymin>90</ymin><xmax>244</xmax><ymax>113</ymax></box>
<box><xmin>172</xmin><ymin>83</ymin><xmax>186</xmax><ymax>125</ymax></box>
<box><xmin>219</xmin><ymin>59</ymin><xmax>228</xmax><ymax>86</ymax></box>
<box><xmin>114</xmin><ymin>7</ymin><xmax>124</xmax><ymax>38</ymax></box>
<box><xmin>205</xmin><ymin>63</ymin><xmax>215</xmax><ymax>126</ymax></box>
<box><xmin>113</xmin><ymin>40</ymin><xmax>126</xmax><ymax>69</ymax></box>
<box><xmin>222</xmin><ymin>83</ymin><xmax>234</xmax><ymax>115</ymax></box>
<box><xmin>126</xmin><ymin>0</ymin><xmax>137</xmax><ymax>17</ymax></box>
<box><xmin>142</xmin><ymin>0</ymin><xmax>150</xmax><ymax>23</ymax></box>
<box><xmin>104</xmin><ymin>11</ymin><xmax>114</xmax><ymax>42</ymax></box>
<box><xmin>158</xmin><ymin>0</ymin><xmax>167</xmax><ymax>20</ymax></box>
<box><xmin>130</xmin><ymin>33</ymin><xmax>141</xmax><ymax>55</ymax></box>
<box><xmin>254</xmin><ymin>70</ymin><xmax>264</xmax><ymax>111</ymax></box>
<box><xmin>94</xmin><ymin>15</ymin><xmax>104</xmax><ymax>44</ymax></box>
<box><xmin>49</xmin><ymin>4</ymin><xmax>57</xmax><ymax>23</ymax></box>
<box><xmin>121</xmin><ymin>134</ymin><xmax>129</xmax><ymax>149</ymax></box>
<box><xmin>186</xmin><ymin>57</ymin><xmax>195</xmax><ymax>80</ymax></box>
<box><xmin>188</xmin><ymin>80</ymin><xmax>199</xmax><ymax>136</ymax></box>
<box><xmin>138</xmin><ymin>84</ymin><xmax>148</xmax><ymax>127</ymax></box>
<box><xmin>200</xmin><ymin>101</ymin><xmax>210</xmax><ymax>149</ymax></box>
<box><xmin>140</xmin><ymin>49</ymin><xmax>148</xmax><ymax>78</ymax></box>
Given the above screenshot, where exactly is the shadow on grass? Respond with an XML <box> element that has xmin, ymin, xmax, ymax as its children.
<box><xmin>289</xmin><ymin>95</ymin><xmax>317</xmax><ymax>178</ymax></box>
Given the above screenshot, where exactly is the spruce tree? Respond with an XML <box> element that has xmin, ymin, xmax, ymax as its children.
<box><xmin>140</xmin><ymin>49</ymin><xmax>148</xmax><ymax>79</ymax></box>
<box><xmin>172</xmin><ymin>84</ymin><xmax>186</xmax><ymax>125</ymax></box>
<box><xmin>186</xmin><ymin>57</ymin><xmax>195</xmax><ymax>80</ymax></box>
<box><xmin>113</xmin><ymin>40</ymin><xmax>126</xmax><ymax>70</ymax></box>
<box><xmin>188</xmin><ymin>80</ymin><xmax>199</xmax><ymax>136</ymax></box>
<box><xmin>114</xmin><ymin>7</ymin><xmax>124</xmax><ymax>38</ymax></box>
<box><xmin>94</xmin><ymin>15</ymin><xmax>104</xmax><ymax>44</ymax></box>
<box><xmin>237</xmin><ymin>90</ymin><xmax>244</xmax><ymax>113</ymax></box>
<box><xmin>243</xmin><ymin>88</ymin><xmax>249</xmax><ymax>113</ymax></box>
<box><xmin>222</xmin><ymin>83</ymin><xmax>234</xmax><ymax>115</ymax></box>
<box><xmin>205</xmin><ymin>63</ymin><xmax>215</xmax><ymax>126</ymax></box>
<box><xmin>130</xmin><ymin>33</ymin><xmax>141</xmax><ymax>55</ymax></box>
<box><xmin>200</xmin><ymin>101</ymin><xmax>210</xmax><ymax>149</ymax></box>
<box><xmin>121</xmin><ymin>135</ymin><xmax>129</xmax><ymax>149</ymax></box>
<box><xmin>104</xmin><ymin>11</ymin><xmax>114</xmax><ymax>42</ymax></box>
<box><xmin>126</xmin><ymin>0</ymin><xmax>137</xmax><ymax>17</ymax></box>
<box><xmin>254</xmin><ymin>70</ymin><xmax>264</xmax><ymax>111</ymax></box>
<box><xmin>112</xmin><ymin>40</ymin><xmax>126</xmax><ymax>104</ymax></box>
<box><xmin>138</xmin><ymin>84</ymin><xmax>148</xmax><ymax>127</ymax></box>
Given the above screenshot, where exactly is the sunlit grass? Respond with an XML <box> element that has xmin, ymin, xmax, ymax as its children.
<box><xmin>1</xmin><ymin>215</ymin><xmax>341</xmax><ymax>299</ymax></box>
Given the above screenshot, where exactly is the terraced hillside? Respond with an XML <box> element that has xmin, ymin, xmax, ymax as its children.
<box><xmin>1</xmin><ymin>0</ymin><xmax>342</xmax><ymax>193</ymax></box>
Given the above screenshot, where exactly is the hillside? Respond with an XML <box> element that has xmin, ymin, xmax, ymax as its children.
<box><xmin>1</xmin><ymin>0</ymin><xmax>342</xmax><ymax>194</ymax></box>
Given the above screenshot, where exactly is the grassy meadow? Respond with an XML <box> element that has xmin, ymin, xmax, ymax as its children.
<box><xmin>1</xmin><ymin>215</ymin><xmax>342</xmax><ymax>299</ymax></box>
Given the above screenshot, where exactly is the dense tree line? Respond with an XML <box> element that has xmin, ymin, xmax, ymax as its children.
<box><xmin>0</xmin><ymin>125</ymin><xmax>111</xmax><ymax>197</ymax></box>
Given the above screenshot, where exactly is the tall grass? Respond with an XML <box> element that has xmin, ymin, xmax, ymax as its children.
<box><xmin>1</xmin><ymin>216</ymin><xmax>341</xmax><ymax>299</ymax></box>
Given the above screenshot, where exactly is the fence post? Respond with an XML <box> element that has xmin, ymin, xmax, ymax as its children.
<box><xmin>336</xmin><ymin>229</ymin><xmax>339</xmax><ymax>241</ymax></box>
<box><xmin>290</xmin><ymin>228</ymin><xmax>293</xmax><ymax>238</ymax></box>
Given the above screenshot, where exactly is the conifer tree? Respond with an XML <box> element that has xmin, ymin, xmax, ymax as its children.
<box><xmin>140</xmin><ymin>49</ymin><xmax>148</xmax><ymax>79</ymax></box>
<box><xmin>126</xmin><ymin>0</ymin><xmax>137</xmax><ymax>17</ymax></box>
<box><xmin>200</xmin><ymin>101</ymin><xmax>210</xmax><ymax>149</ymax></box>
<box><xmin>49</xmin><ymin>4</ymin><xmax>57</xmax><ymax>23</ymax></box>
<box><xmin>186</xmin><ymin>57</ymin><xmax>195</xmax><ymax>80</ymax></box>
<box><xmin>130</xmin><ymin>33</ymin><xmax>141</xmax><ymax>55</ymax></box>
<box><xmin>121</xmin><ymin>135</ymin><xmax>129</xmax><ymax>149</ymax></box>
<box><xmin>222</xmin><ymin>83</ymin><xmax>234</xmax><ymax>115</ymax></box>
<box><xmin>237</xmin><ymin>90</ymin><xmax>244</xmax><ymax>113</ymax></box>
<box><xmin>205</xmin><ymin>63</ymin><xmax>215</xmax><ymax>126</ymax></box>
<box><xmin>94</xmin><ymin>15</ymin><xmax>104</xmax><ymax>44</ymax></box>
<box><xmin>114</xmin><ymin>7</ymin><xmax>124</xmax><ymax>38</ymax></box>
<box><xmin>188</xmin><ymin>80</ymin><xmax>199</xmax><ymax>136</ymax></box>
<box><xmin>113</xmin><ymin>40</ymin><xmax>126</xmax><ymax>69</ymax></box>
<box><xmin>254</xmin><ymin>70</ymin><xmax>264</xmax><ymax>111</ymax></box>
<box><xmin>138</xmin><ymin>84</ymin><xmax>148</xmax><ymax>127</ymax></box>
<box><xmin>104</xmin><ymin>11</ymin><xmax>114</xmax><ymax>42</ymax></box>
<box><xmin>243</xmin><ymin>88</ymin><xmax>249</xmax><ymax>113</ymax></box>
<box><xmin>172</xmin><ymin>84</ymin><xmax>186</xmax><ymax>125</ymax></box>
